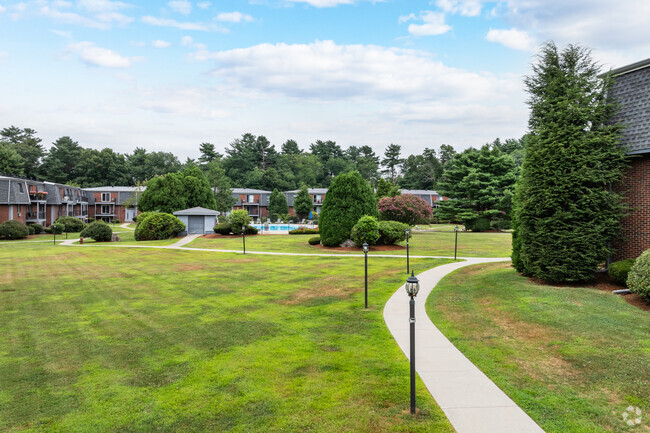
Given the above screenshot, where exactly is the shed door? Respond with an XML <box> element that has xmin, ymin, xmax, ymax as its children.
<box><xmin>188</xmin><ymin>216</ymin><xmax>204</xmax><ymax>234</ymax></box>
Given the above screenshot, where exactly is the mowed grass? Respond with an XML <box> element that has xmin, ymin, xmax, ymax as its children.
<box><xmin>186</xmin><ymin>230</ymin><xmax>512</xmax><ymax>258</ymax></box>
<box><xmin>0</xmin><ymin>243</ymin><xmax>455</xmax><ymax>433</ymax></box>
<box><xmin>426</xmin><ymin>262</ymin><xmax>650</xmax><ymax>433</ymax></box>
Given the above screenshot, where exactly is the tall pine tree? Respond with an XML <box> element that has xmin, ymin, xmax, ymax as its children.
<box><xmin>512</xmin><ymin>42</ymin><xmax>627</xmax><ymax>283</ymax></box>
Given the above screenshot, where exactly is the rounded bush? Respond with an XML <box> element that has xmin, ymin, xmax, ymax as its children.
<box><xmin>31</xmin><ymin>223</ymin><xmax>44</xmax><ymax>234</ymax></box>
<box><xmin>80</xmin><ymin>221</ymin><xmax>113</xmax><ymax>242</ymax></box>
<box><xmin>55</xmin><ymin>216</ymin><xmax>85</xmax><ymax>233</ymax></box>
<box><xmin>378</xmin><ymin>221</ymin><xmax>409</xmax><ymax>245</ymax></box>
<box><xmin>244</xmin><ymin>225</ymin><xmax>258</xmax><ymax>235</ymax></box>
<box><xmin>0</xmin><ymin>220</ymin><xmax>30</xmax><ymax>239</ymax></box>
<box><xmin>229</xmin><ymin>209</ymin><xmax>251</xmax><ymax>235</ymax></box>
<box><xmin>378</xmin><ymin>194</ymin><xmax>433</xmax><ymax>225</ymax></box>
<box><xmin>308</xmin><ymin>236</ymin><xmax>321</xmax><ymax>245</ymax></box>
<box><xmin>214</xmin><ymin>222</ymin><xmax>232</xmax><ymax>235</ymax></box>
<box><xmin>351</xmin><ymin>215</ymin><xmax>380</xmax><ymax>246</ymax></box>
<box><xmin>49</xmin><ymin>222</ymin><xmax>65</xmax><ymax>235</ymax></box>
<box><xmin>113</xmin><ymin>219</ymin><xmax>121</xmax><ymax>224</ymax></box>
<box><xmin>609</xmin><ymin>258</ymin><xmax>635</xmax><ymax>287</ymax></box>
<box><xmin>289</xmin><ymin>228</ymin><xmax>319</xmax><ymax>235</ymax></box>
<box><xmin>627</xmin><ymin>250</ymin><xmax>650</xmax><ymax>302</ymax></box>
<box><xmin>469</xmin><ymin>217</ymin><xmax>491</xmax><ymax>232</ymax></box>
<box><xmin>134</xmin><ymin>211</ymin><xmax>158</xmax><ymax>226</ymax></box>
<box><xmin>134</xmin><ymin>213</ymin><xmax>185</xmax><ymax>241</ymax></box>
<box><xmin>27</xmin><ymin>225</ymin><xmax>36</xmax><ymax>235</ymax></box>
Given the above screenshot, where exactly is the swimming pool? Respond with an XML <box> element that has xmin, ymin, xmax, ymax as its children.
<box><xmin>251</xmin><ymin>224</ymin><xmax>318</xmax><ymax>232</ymax></box>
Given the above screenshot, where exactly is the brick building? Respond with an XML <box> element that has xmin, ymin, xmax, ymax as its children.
<box><xmin>609</xmin><ymin>58</ymin><xmax>650</xmax><ymax>260</ymax></box>
<box><xmin>83</xmin><ymin>186</ymin><xmax>144</xmax><ymax>222</ymax></box>
<box><xmin>231</xmin><ymin>188</ymin><xmax>271</xmax><ymax>220</ymax></box>
<box><xmin>284</xmin><ymin>188</ymin><xmax>327</xmax><ymax>216</ymax></box>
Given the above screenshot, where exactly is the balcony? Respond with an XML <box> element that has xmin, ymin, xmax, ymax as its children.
<box><xmin>26</xmin><ymin>211</ymin><xmax>46</xmax><ymax>221</ymax></box>
<box><xmin>29</xmin><ymin>192</ymin><xmax>48</xmax><ymax>201</ymax></box>
<box><xmin>97</xmin><ymin>198</ymin><xmax>116</xmax><ymax>204</ymax></box>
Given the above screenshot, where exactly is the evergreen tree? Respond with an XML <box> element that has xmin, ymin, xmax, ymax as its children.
<box><xmin>0</xmin><ymin>142</ymin><xmax>25</xmax><ymax>176</ymax></box>
<box><xmin>381</xmin><ymin>144</ymin><xmax>403</xmax><ymax>184</ymax></box>
<box><xmin>376</xmin><ymin>177</ymin><xmax>400</xmax><ymax>199</ymax></box>
<box><xmin>139</xmin><ymin>166</ymin><xmax>216</xmax><ymax>213</ymax></box>
<box><xmin>268</xmin><ymin>188</ymin><xmax>288</xmax><ymax>221</ymax></box>
<box><xmin>0</xmin><ymin>126</ymin><xmax>44</xmax><ymax>179</ymax></box>
<box><xmin>40</xmin><ymin>136</ymin><xmax>82</xmax><ymax>183</ymax></box>
<box><xmin>293</xmin><ymin>184</ymin><xmax>314</xmax><ymax>219</ymax></box>
<box><xmin>281</xmin><ymin>139</ymin><xmax>302</xmax><ymax>155</ymax></box>
<box><xmin>319</xmin><ymin>171</ymin><xmax>377</xmax><ymax>247</ymax></box>
<box><xmin>198</xmin><ymin>142</ymin><xmax>221</xmax><ymax>164</ymax></box>
<box><xmin>512</xmin><ymin>42</ymin><xmax>627</xmax><ymax>283</ymax></box>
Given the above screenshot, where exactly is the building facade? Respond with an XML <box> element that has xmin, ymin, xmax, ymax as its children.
<box><xmin>231</xmin><ymin>188</ymin><xmax>272</xmax><ymax>220</ymax></box>
<box><xmin>400</xmin><ymin>190</ymin><xmax>446</xmax><ymax>208</ymax></box>
<box><xmin>83</xmin><ymin>186</ymin><xmax>144</xmax><ymax>223</ymax></box>
<box><xmin>609</xmin><ymin>58</ymin><xmax>650</xmax><ymax>260</ymax></box>
<box><xmin>284</xmin><ymin>188</ymin><xmax>328</xmax><ymax>216</ymax></box>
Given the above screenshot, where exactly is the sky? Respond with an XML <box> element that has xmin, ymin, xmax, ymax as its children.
<box><xmin>1</xmin><ymin>0</ymin><xmax>649</xmax><ymax>160</ymax></box>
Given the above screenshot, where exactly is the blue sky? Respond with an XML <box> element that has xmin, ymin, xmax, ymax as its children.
<box><xmin>1</xmin><ymin>0</ymin><xmax>649</xmax><ymax>159</ymax></box>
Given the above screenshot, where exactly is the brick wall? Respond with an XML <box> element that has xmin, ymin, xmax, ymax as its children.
<box><xmin>613</xmin><ymin>154</ymin><xmax>650</xmax><ymax>260</ymax></box>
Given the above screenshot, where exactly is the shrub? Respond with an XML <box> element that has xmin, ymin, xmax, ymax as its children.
<box><xmin>49</xmin><ymin>222</ymin><xmax>65</xmax><ymax>235</ymax></box>
<box><xmin>244</xmin><ymin>225</ymin><xmax>258</xmax><ymax>235</ymax></box>
<box><xmin>378</xmin><ymin>194</ymin><xmax>433</xmax><ymax>226</ymax></box>
<box><xmin>113</xmin><ymin>219</ymin><xmax>121</xmax><ymax>224</ymax></box>
<box><xmin>378</xmin><ymin>221</ymin><xmax>409</xmax><ymax>245</ymax></box>
<box><xmin>229</xmin><ymin>209</ymin><xmax>251</xmax><ymax>235</ymax></box>
<box><xmin>308</xmin><ymin>236</ymin><xmax>321</xmax><ymax>245</ymax></box>
<box><xmin>55</xmin><ymin>216</ymin><xmax>85</xmax><ymax>233</ymax></box>
<box><xmin>0</xmin><ymin>220</ymin><xmax>30</xmax><ymax>239</ymax></box>
<box><xmin>214</xmin><ymin>222</ymin><xmax>232</xmax><ymax>235</ymax></box>
<box><xmin>289</xmin><ymin>228</ymin><xmax>319</xmax><ymax>235</ymax></box>
<box><xmin>320</xmin><ymin>171</ymin><xmax>377</xmax><ymax>247</ymax></box>
<box><xmin>27</xmin><ymin>225</ymin><xmax>36</xmax><ymax>235</ymax></box>
<box><xmin>268</xmin><ymin>188</ymin><xmax>288</xmax><ymax>222</ymax></box>
<box><xmin>134</xmin><ymin>211</ymin><xmax>158</xmax><ymax>226</ymax></box>
<box><xmin>80</xmin><ymin>221</ymin><xmax>113</xmax><ymax>242</ymax></box>
<box><xmin>351</xmin><ymin>216</ymin><xmax>380</xmax><ymax>246</ymax></box>
<box><xmin>609</xmin><ymin>259</ymin><xmax>635</xmax><ymax>287</ymax></box>
<box><xmin>628</xmin><ymin>250</ymin><xmax>650</xmax><ymax>302</ymax></box>
<box><xmin>31</xmin><ymin>223</ymin><xmax>44</xmax><ymax>234</ymax></box>
<box><xmin>134</xmin><ymin>213</ymin><xmax>185</xmax><ymax>241</ymax></box>
<box><xmin>469</xmin><ymin>217</ymin><xmax>491</xmax><ymax>232</ymax></box>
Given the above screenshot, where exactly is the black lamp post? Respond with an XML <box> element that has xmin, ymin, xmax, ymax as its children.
<box><xmin>405</xmin><ymin>228</ymin><xmax>410</xmax><ymax>274</ymax></box>
<box><xmin>242</xmin><ymin>225</ymin><xmax>246</xmax><ymax>254</ymax></box>
<box><xmin>405</xmin><ymin>271</ymin><xmax>420</xmax><ymax>414</ymax></box>
<box><xmin>454</xmin><ymin>225</ymin><xmax>459</xmax><ymax>260</ymax></box>
<box><xmin>53</xmin><ymin>226</ymin><xmax>56</xmax><ymax>246</ymax></box>
<box><xmin>363</xmin><ymin>242</ymin><xmax>369</xmax><ymax>308</ymax></box>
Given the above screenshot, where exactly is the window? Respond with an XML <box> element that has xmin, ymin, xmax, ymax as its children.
<box><xmin>248</xmin><ymin>195</ymin><xmax>255</xmax><ymax>203</ymax></box>
<box><xmin>315</xmin><ymin>195</ymin><xmax>322</xmax><ymax>203</ymax></box>
<box><xmin>101</xmin><ymin>205</ymin><xmax>111</xmax><ymax>214</ymax></box>
<box><xmin>18</xmin><ymin>183</ymin><xmax>24</xmax><ymax>193</ymax></box>
<box><xmin>101</xmin><ymin>192</ymin><xmax>111</xmax><ymax>202</ymax></box>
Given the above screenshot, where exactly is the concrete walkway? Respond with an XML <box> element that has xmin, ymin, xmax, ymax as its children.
<box><xmin>384</xmin><ymin>258</ymin><xmax>546</xmax><ymax>433</ymax></box>
<box><xmin>167</xmin><ymin>234</ymin><xmax>202</xmax><ymax>248</ymax></box>
<box><xmin>120</xmin><ymin>223</ymin><xmax>135</xmax><ymax>230</ymax></box>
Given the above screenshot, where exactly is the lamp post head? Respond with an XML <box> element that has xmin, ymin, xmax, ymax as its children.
<box><xmin>405</xmin><ymin>271</ymin><xmax>420</xmax><ymax>297</ymax></box>
<box><xmin>362</xmin><ymin>242</ymin><xmax>369</xmax><ymax>254</ymax></box>
<box><xmin>405</xmin><ymin>228</ymin><xmax>410</xmax><ymax>237</ymax></box>
<box><xmin>454</xmin><ymin>225</ymin><xmax>459</xmax><ymax>232</ymax></box>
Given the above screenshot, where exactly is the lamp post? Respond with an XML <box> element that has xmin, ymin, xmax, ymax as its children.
<box><xmin>242</xmin><ymin>225</ymin><xmax>246</xmax><ymax>254</ymax></box>
<box><xmin>405</xmin><ymin>271</ymin><xmax>420</xmax><ymax>414</ymax></box>
<box><xmin>363</xmin><ymin>242</ymin><xmax>369</xmax><ymax>308</ymax></box>
<box><xmin>454</xmin><ymin>225</ymin><xmax>459</xmax><ymax>260</ymax></box>
<box><xmin>53</xmin><ymin>226</ymin><xmax>56</xmax><ymax>246</ymax></box>
<box><xmin>405</xmin><ymin>228</ymin><xmax>410</xmax><ymax>274</ymax></box>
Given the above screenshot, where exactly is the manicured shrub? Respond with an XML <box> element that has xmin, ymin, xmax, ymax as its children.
<box><xmin>134</xmin><ymin>211</ymin><xmax>158</xmax><ymax>226</ymax></box>
<box><xmin>0</xmin><ymin>220</ymin><xmax>30</xmax><ymax>239</ymax></box>
<box><xmin>609</xmin><ymin>259</ymin><xmax>635</xmax><ymax>287</ymax></box>
<box><xmin>214</xmin><ymin>222</ymin><xmax>232</xmax><ymax>235</ymax></box>
<box><xmin>469</xmin><ymin>218</ymin><xmax>491</xmax><ymax>232</ymax></box>
<box><xmin>289</xmin><ymin>228</ymin><xmax>319</xmax><ymax>235</ymax></box>
<box><xmin>377</xmin><ymin>221</ymin><xmax>409</xmax><ymax>245</ymax></box>
<box><xmin>628</xmin><ymin>250</ymin><xmax>650</xmax><ymax>302</ymax></box>
<box><xmin>308</xmin><ymin>236</ymin><xmax>321</xmax><ymax>245</ymax></box>
<box><xmin>229</xmin><ymin>210</ymin><xmax>251</xmax><ymax>235</ymax></box>
<box><xmin>134</xmin><ymin>213</ymin><xmax>185</xmax><ymax>241</ymax></box>
<box><xmin>113</xmin><ymin>219</ymin><xmax>121</xmax><ymax>224</ymax></box>
<box><xmin>31</xmin><ymin>223</ymin><xmax>44</xmax><ymax>234</ymax></box>
<box><xmin>244</xmin><ymin>225</ymin><xmax>258</xmax><ymax>235</ymax></box>
<box><xmin>351</xmin><ymin>216</ymin><xmax>380</xmax><ymax>246</ymax></box>
<box><xmin>27</xmin><ymin>225</ymin><xmax>36</xmax><ymax>235</ymax></box>
<box><xmin>48</xmin><ymin>222</ymin><xmax>65</xmax><ymax>235</ymax></box>
<box><xmin>378</xmin><ymin>194</ymin><xmax>433</xmax><ymax>225</ymax></box>
<box><xmin>55</xmin><ymin>216</ymin><xmax>85</xmax><ymax>233</ymax></box>
<box><xmin>320</xmin><ymin>171</ymin><xmax>377</xmax><ymax>247</ymax></box>
<box><xmin>80</xmin><ymin>221</ymin><xmax>113</xmax><ymax>242</ymax></box>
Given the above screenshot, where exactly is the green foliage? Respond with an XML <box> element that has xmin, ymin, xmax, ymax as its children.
<box><xmin>139</xmin><ymin>166</ymin><xmax>216</xmax><ymax>214</ymax></box>
<box><xmin>375</xmin><ymin>178</ymin><xmax>400</xmax><ymax>199</ymax></box>
<box><xmin>0</xmin><ymin>142</ymin><xmax>25</xmax><ymax>176</ymax></box>
<box><xmin>289</xmin><ymin>228</ymin><xmax>319</xmax><ymax>235</ymax></box>
<box><xmin>351</xmin><ymin>216</ymin><xmax>380</xmax><ymax>246</ymax></box>
<box><xmin>80</xmin><ymin>221</ymin><xmax>113</xmax><ymax>242</ymax></box>
<box><xmin>468</xmin><ymin>217</ymin><xmax>491</xmax><ymax>232</ymax></box>
<box><xmin>319</xmin><ymin>171</ymin><xmax>378</xmax><ymax>247</ymax></box>
<box><xmin>134</xmin><ymin>213</ymin><xmax>185</xmax><ymax>241</ymax></box>
<box><xmin>1</xmin><ymin>126</ymin><xmax>44</xmax><ymax>178</ymax></box>
<box><xmin>377</xmin><ymin>194</ymin><xmax>433</xmax><ymax>225</ymax></box>
<box><xmin>381</xmin><ymin>144</ymin><xmax>403</xmax><ymax>184</ymax></box>
<box><xmin>26</xmin><ymin>224</ymin><xmax>35</xmax><ymax>235</ymax></box>
<box><xmin>244</xmin><ymin>225</ymin><xmax>258</xmax><ymax>235</ymax></box>
<box><xmin>133</xmin><ymin>211</ymin><xmax>158</xmax><ymax>226</ymax></box>
<box><xmin>214</xmin><ymin>222</ymin><xmax>232</xmax><ymax>235</ymax></box>
<box><xmin>113</xmin><ymin>219</ymin><xmax>121</xmax><ymax>224</ymax></box>
<box><xmin>627</xmin><ymin>251</ymin><xmax>650</xmax><ymax>302</ymax></box>
<box><xmin>377</xmin><ymin>221</ymin><xmax>409</xmax><ymax>245</ymax></box>
<box><xmin>609</xmin><ymin>259</ymin><xmax>635</xmax><ymax>287</ymax></box>
<box><xmin>229</xmin><ymin>209</ymin><xmax>251</xmax><ymax>235</ymax></box>
<box><xmin>308</xmin><ymin>236</ymin><xmax>321</xmax><ymax>245</ymax></box>
<box><xmin>48</xmin><ymin>222</ymin><xmax>65</xmax><ymax>235</ymax></box>
<box><xmin>293</xmin><ymin>184</ymin><xmax>313</xmax><ymax>219</ymax></box>
<box><xmin>55</xmin><ymin>216</ymin><xmax>85</xmax><ymax>233</ymax></box>
<box><xmin>30</xmin><ymin>223</ymin><xmax>44</xmax><ymax>234</ymax></box>
<box><xmin>268</xmin><ymin>188</ymin><xmax>289</xmax><ymax>221</ymax></box>
<box><xmin>512</xmin><ymin>43</ymin><xmax>627</xmax><ymax>283</ymax></box>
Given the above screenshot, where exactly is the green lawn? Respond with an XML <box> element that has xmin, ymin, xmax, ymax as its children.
<box><xmin>426</xmin><ymin>262</ymin><xmax>650</xmax><ymax>433</ymax></box>
<box><xmin>185</xmin><ymin>230</ymin><xmax>512</xmax><ymax>258</ymax></box>
<box><xmin>0</xmin><ymin>243</ymin><xmax>454</xmax><ymax>432</ymax></box>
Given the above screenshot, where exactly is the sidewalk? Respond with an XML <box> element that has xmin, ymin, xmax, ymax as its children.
<box><xmin>384</xmin><ymin>259</ymin><xmax>546</xmax><ymax>433</ymax></box>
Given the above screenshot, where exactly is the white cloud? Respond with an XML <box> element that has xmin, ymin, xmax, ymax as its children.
<box><xmin>216</xmin><ymin>11</ymin><xmax>253</xmax><ymax>23</ymax></box>
<box><xmin>436</xmin><ymin>0</ymin><xmax>482</xmax><ymax>17</ymax></box>
<box><xmin>38</xmin><ymin>2</ymin><xmax>132</xmax><ymax>28</ymax></box>
<box><xmin>486</xmin><ymin>28</ymin><xmax>535</xmax><ymax>51</ymax></box>
<box><xmin>402</xmin><ymin>11</ymin><xmax>451</xmax><ymax>36</ymax></box>
<box><xmin>181</xmin><ymin>35</ymin><xmax>194</xmax><ymax>46</ymax></box>
<box><xmin>0</xmin><ymin>5</ymin><xmax>6</xmax><ymax>13</ymax></box>
<box><xmin>197</xmin><ymin>1</ymin><xmax>211</xmax><ymax>9</ymax></box>
<box><xmin>51</xmin><ymin>29</ymin><xmax>73</xmax><ymax>38</ymax></box>
<box><xmin>287</xmin><ymin>0</ymin><xmax>353</xmax><ymax>7</ymax></box>
<box><xmin>40</xmin><ymin>5</ymin><xmax>108</xmax><ymax>28</ymax></box>
<box><xmin>152</xmin><ymin>40</ymin><xmax>171</xmax><ymax>48</ymax></box>
<box><xmin>168</xmin><ymin>0</ymin><xmax>192</xmax><ymax>15</ymax></box>
<box><xmin>68</xmin><ymin>41</ymin><xmax>141</xmax><ymax>68</ymax></box>
<box><xmin>142</xmin><ymin>15</ymin><xmax>223</xmax><ymax>31</ymax></box>
<box><xmin>77</xmin><ymin>0</ymin><xmax>131</xmax><ymax>12</ymax></box>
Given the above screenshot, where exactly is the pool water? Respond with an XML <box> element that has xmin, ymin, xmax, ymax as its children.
<box><xmin>251</xmin><ymin>224</ymin><xmax>318</xmax><ymax>232</ymax></box>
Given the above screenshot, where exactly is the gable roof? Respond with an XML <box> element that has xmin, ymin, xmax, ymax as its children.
<box><xmin>173</xmin><ymin>207</ymin><xmax>219</xmax><ymax>216</ymax></box>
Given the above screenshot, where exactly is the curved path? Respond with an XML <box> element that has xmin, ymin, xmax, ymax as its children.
<box><xmin>384</xmin><ymin>258</ymin><xmax>545</xmax><ymax>433</ymax></box>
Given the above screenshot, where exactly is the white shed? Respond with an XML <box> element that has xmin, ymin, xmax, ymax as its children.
<box><xmin>173</xmin><ymin>207</ymin><xmax>219</xmax><ymax>235</ymax></box>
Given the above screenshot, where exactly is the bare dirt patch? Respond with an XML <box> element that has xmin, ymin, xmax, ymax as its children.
<box><xmin>277</xmin><ymin>275</ymin><xmax>353</xmax><ymax>305</ymax></box>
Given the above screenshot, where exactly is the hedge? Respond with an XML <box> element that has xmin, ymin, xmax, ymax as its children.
<box><xmin>134</xmin><ymin>213</ymin><xmax>185</xmax><ymax>241</ymax></box>
<box><xmin>80</xmin><ymin>221</ymin><xmax>113</xmax><ymax>242</ymax></box>
<box><xmin>609</xmin><ymin>258</ymin><xmax>635</xmax><ymax>287</ymax></box>
<box><xmin>0</xmin><ymin>220</ymin><xmax>30</xmax><ymax>239</ymax></box>
<box><xmin>308</xmin><ymin>236</ymin><xmax>321</xmax><ymax>245</ymax></box>
<box><xmin>377</xmin><ymin>221</ymin><xmax>409</xmax><ymax>245</ymax></box>
<box><xmin>55</xmin><ymin>216</ymin><xmax>85</xmax><ymax>233</ymax></box>
<box><xmin>351</xmin><ymin>216</ymin><xmax>380</xmax><ymax>246</ymax></box>
<box><xmin>627</xmin><ymin>250</ymin><xmax>650</xmax><ymax>302</ymax></box>
<box><xmin>289</xmin><ymin>228</ymin><xmax>319</xmax><ymax>235</ymax></box>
